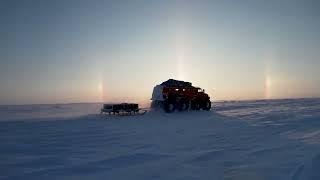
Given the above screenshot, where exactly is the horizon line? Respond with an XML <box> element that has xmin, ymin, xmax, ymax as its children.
<box><xmin>1</xmin><ymin>97</ymin><xmax>320</xmax><ymax>106</ymax></box>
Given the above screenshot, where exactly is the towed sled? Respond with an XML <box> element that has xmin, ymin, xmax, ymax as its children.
<box><xmin>101</xmin><ymin>103</ymin><xmax>147</xmax><ymax>116</ymax></box>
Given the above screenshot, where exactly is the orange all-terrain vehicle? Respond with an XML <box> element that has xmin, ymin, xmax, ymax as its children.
<box><xmin>151</xmin><ymin>79</ymin><xmax>211</xmax><ymax>113</ymax></box>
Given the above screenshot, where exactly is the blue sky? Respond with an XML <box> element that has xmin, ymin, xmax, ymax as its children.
<box><xmin>0</xmin><ymin>0</ymin><xmax>320</xmax><ymax>104</ymax></box>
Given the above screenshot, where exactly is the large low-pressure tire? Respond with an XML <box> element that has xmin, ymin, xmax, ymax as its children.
<box><xmin>178</xmin><ymin>100</ymin><xmax>190</xmax><ymax>111</ymax></box>
<box><xmin>191</xmin><ymin>100</ymin><xmax>201</xmax><ymax>111</ymax></box>
<box><xmin>164</xmin><ymin>101</ymin><xmax>176</xmax><ymax>113</ymax></box>
<box><xmin>151</xmin><ymin>100</ymin><xmax>161</xmax><ymax>110</ymax></box>
<box><xmin>202</xmin><ymin>100</ymin><xmax>211</xmax><ymax>111</ymax></box>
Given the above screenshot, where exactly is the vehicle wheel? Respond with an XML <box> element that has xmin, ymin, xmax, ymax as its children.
<box><xmin>164</xmin><ymin>101</ymin><xmax>176</xmax><ymax>113</ymax></box>
<box><xmin>178</xmin><ymin>100</ymin><xmax>190</xmax><ymax>111</ymax></box>
<box><xmin>202</xmin><ymin>100</ymin><xmax>211</xmax><ymax>111</ymax></box>
<box><xmin>151</xmin><ymin>100</ymin><xmax>158</xmax><ymax>109</ymax></box>
<box><xmin>191</xmin><ymin>101</ymin><xmax>200</xmax><ymax>110</ymax></box>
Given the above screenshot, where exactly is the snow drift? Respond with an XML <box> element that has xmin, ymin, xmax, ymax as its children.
<box><xmin>1</xmin><ymin>98</ymin><xmax>320</xmax><ymax>180</ymax></box>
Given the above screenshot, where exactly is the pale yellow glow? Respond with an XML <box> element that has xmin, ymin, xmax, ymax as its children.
<box><xmin>177</xmin><ymin>54</ymin><xmax>185</xmax><ymax>80</ymax></box>
<box><xmin>98</xmin><ymin>81</ymin><xmax>103</xmax><ymax>102</ymax></box>
<box><xmin>264</xmin><ymin>75</ymin><xmax>272</xmax><ymax>99</ymax></box>
<box><xmin>175</xmin><ymin>24</ymin><xmax>186</xmax><ymax>81</ymax></box>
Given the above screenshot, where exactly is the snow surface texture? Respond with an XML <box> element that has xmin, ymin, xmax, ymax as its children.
<box><xmin>1</xmin><ymin>98</ymin><xmax>320</xmax><ymax>180</ymax></box>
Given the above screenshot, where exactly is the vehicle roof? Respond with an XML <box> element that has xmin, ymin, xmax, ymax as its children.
<box><xmin>160</xmin><ymin>79</ymin><xmax>192</xmax><ymax>87</ymax></box>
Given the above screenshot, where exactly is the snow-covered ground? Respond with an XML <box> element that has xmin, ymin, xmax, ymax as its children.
<box><xmin>1</xmin><ymin>98</ymin><xmax>320</xmax><ymax>180</ymax></box>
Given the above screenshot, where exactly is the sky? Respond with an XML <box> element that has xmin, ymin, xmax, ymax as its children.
<box><xmin>0</xmin><ymin>0</ymin><xmax>320</xmax><ymax>105</ymax></box>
